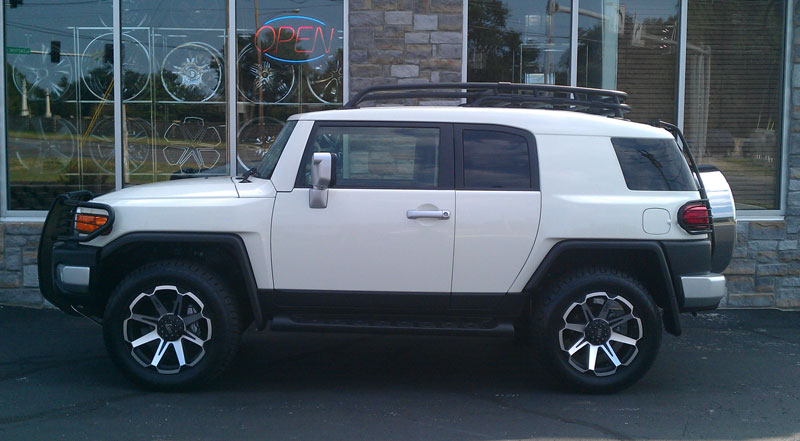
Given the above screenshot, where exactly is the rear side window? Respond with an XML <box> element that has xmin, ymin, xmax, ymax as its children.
<box><xmin>462</xmin><ymin>129</ymin><xmax>531</xmax><ymax>189</ymax></box>
<box><xmin>611</xmin><ymin>138</ymin><xmax>697</xmax><ymax>191</ymax></box>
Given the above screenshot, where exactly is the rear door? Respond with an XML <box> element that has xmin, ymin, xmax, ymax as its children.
<box><xmin>271</xmin><ymin>122</ymin><xmax>455</xmax><ymax>306</ymax></box>
<box><xmin>451</xmin><ymin>125</ymin><xmax>542</xmax><ymax>300</ymax></box>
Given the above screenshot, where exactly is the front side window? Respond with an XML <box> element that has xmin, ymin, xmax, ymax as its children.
<box><xmin>302</xmin><ymin>126</ymin><xmax>441</xmax><ymax>188</ymax></box>
<box><xmin>462</xmin><ymin>129</ymin><xmax>532</xmax><ymax>189</ymax></box>
<box><xmin>255</xmin><ymin>120</ymin><xmax>297</xmax><ymax>179</ymax></box>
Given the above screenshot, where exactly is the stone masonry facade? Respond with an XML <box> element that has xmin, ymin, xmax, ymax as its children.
<box><xmin>1</xmin><ymin>3</ymin><xmax>800</xmax><ymax>309</ymax></box>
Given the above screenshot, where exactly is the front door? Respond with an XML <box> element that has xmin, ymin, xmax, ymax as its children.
<box><xmin>271</xmin><ymin>122</ymin><xmax>455</xmax><ymax>306</ymax></box>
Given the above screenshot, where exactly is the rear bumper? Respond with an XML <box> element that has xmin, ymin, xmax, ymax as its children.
<box><xmin>680</xmin><ymin>273</ymin><xmax>726</xmax><ymax>311</ymax></box>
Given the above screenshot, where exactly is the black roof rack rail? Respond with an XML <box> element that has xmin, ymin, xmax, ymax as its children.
<box><xmin>343</xmin><ymin>82</ymin><xmax>632</xmax><ymax>118</ymax></box>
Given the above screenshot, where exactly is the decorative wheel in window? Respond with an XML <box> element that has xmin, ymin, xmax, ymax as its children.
<box><xmin>236</xmin><ymin>116</ymin><xmax>285</xmax><ymax>171</ymax></box>
<box><xmin>81</xmin><ymin>33</ymin><xmax>150</xmax><ymax>101</ymax></box>
<box><xmin>12</xmin><ymin>43</ymin><xmax>73</xmax><ymax>101</ymax></box>
<box><xmin>305</xmin><ymin>54</ymin><xmax>343</xmax><ymax>104</ymax></box>
<box><xmin>163</xmin><ymin>117</ymin><xmax>223</xmax><ymax>174</ymax></box>
<box><xmin>237</xmin><ymin>43</ymin><xmax>295</xmax><ymax>104</ymax></box>
<box><xmin>10</xmin><ymin>117</ymin><xmax>77</xmax><ymax>173</ymax></box>
<box><xmin>161</xmin><ymin>42</ymin><xmax>223</xmax><ymax>103</ymax></box>
<box><xmin>86</xmin><ymin>117</ymin><xmax>152</xmax><ymax>174</ymax></box>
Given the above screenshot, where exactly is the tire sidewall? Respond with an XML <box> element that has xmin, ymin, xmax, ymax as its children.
<box><xmin>103</xmin><ymin>262</ymin><xmax>236</xmax><ymax>389</ymax></box>
<box><xmin>536</xmin><ymin>271</ymin><xmax>662</xmax><ymax>393</ymax></box>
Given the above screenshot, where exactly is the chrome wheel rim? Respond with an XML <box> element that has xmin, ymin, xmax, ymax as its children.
<box><xmin>559</xmin><ymin>292</ymin><xmax>642</xmax><ymax>376</ymax></box>
<box><xmin>123</xmin><ymin>285</ymin><xmax>212</xmax><ymax>374</ymax></box>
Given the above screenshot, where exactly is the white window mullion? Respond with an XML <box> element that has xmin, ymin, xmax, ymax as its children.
<box><xmin>113</xmin><ymin>0</ymin><xmax>122</xmax><ymax>190</ymax></box>
<box><xmin>570</xmin><ymin>0</ymin><xmax>578</xmax><ymax>86</ymax></box>
<box><xmin>227</xmin><ymin>0</ymin><xmax>237</xmax><ymax>176</ymax></box>
<box><xmin>676</xmin><ymin>0</ymin><xmax>687</xmax><ymax>130</ymax></box>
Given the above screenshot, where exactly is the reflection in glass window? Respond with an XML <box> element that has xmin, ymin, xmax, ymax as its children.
<box><xmin>462</xmin><ymin>130</ymin><xmax>530</xmax><ymax>189</ymax></box>
<box><xmin>577</xmin><ymin>0</ymin><xmax>679</xmax><ymax>124</ymax></box>
<box><xmin>4</xmin><ymin>0</ymin><xmax>115</xmax><ymax>209</ymax></box>
<box><xmin>685</xmin><ymin>1</ymin><xmax>784</xmax><ymax>210</ymax></box>
<box><xmin>236</xmin><ymin>1</ymin><xmax>344</xmax><ymax>174</ymax></box>
<box><xmin>305</xmin><ymin>127</ymin><xmax>441</xmax><ymax>188</ymax></box>
<box><xmin>468</xmin><ymin>0</ymin><xmax>570</xmax><ymax>85</ymax></box>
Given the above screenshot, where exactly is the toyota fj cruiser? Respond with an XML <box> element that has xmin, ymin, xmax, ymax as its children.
<box><xmin>38</xmin><ymin>83</ymin><xmax>736</xmax><ymax>393</ymax></box>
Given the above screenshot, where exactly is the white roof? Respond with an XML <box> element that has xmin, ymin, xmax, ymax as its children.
<box><xmin>290</xmin><ymin>106</ymin><xmax>673</xmax><ymax>139</ymax></box>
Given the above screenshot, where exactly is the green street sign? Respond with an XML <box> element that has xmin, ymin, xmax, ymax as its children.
<box><xmin>6</xmin><ymin>47</ymin><xmax>31</xmax><ymax>55</ymax></box>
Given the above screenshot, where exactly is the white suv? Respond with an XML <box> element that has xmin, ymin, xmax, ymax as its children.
<box><xmin>38</xmin><ymin>83</ymin><xmax>736</xmax><ymax>393</ymax></box>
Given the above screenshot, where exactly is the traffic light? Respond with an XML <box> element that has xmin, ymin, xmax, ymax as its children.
<box><xmin>50</xmin><ymin>41</ymin><xmax>60</xmax><ymax>63</ymax></box>
<box><xmin>104</xmin><ymin>43</ymin><xmax>113</xmax><ymax>64</ymax></box>
<box><xmin>10</xmin><ymin>0</ymin><xmax>23</xmax><ymax>8</ymax></box>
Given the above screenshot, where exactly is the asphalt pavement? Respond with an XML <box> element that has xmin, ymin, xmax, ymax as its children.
<box><xmin>0</xmin><ymin>305</ymin><xmax>798</xmax><ymax>441</ymax></box>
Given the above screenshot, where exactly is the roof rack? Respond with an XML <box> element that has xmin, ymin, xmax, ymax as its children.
<box><xmin>343</xmin><ymin>82</ymin><xmax>632</xmax><ymax>118</ymax></box>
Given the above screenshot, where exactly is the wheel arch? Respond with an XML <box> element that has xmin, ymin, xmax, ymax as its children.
<box><xmin>524</xmin><ymin>240</ymin><xmax>682</xmax><ymax>336</ymax></box>
<box><xmin>97</xmin><ymin>232</ymin><xmax>266</xmax><ymax>330</ymax></box>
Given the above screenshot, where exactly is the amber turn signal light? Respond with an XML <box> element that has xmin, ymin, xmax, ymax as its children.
<box><xmin>75</xmin><ymin>213</ymin><xmax>108</xmax><ymax>234</ymax></box>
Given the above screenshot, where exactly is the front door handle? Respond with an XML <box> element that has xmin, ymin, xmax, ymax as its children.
<box><xmin>407</xmin><ymin>209</ymin><xmax>451</xmax><ymax>220</ymax></box>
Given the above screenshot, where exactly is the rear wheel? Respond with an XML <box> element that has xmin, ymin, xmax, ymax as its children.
<box><xmin>103</xmin><ymin>260</ymin><xmax>241</xmax><ymax>390</ymax></box>
<box><xmin>531</xmin><ymin>267</ymin><xmax>662</xmax><ymax>393</ymax></box>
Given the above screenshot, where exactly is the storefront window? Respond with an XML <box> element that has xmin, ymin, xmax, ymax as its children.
<box><xmin>235</xmin><ymin>0</ymin><xmax>344</xmax><ymax>173</ymax></box>
<box><xmin>577</xmin><ymin>0</ymin><xmax>679</xmax><ymax>124</ymax></box>
<box><xmin>121</xmin><ymin>0</ymin><xmax>228</xmax><ymax>185</ymax></box>
<box><xmin>468</xmin><ymin>0</ymin><xmax>570</xmax><ymax>84</ymax></box>
<box><xmin>685</xmin><ymin>0</ymin><xmax>784</xmax><ymax>210</ymax></box>
<box><xmin>5</xmin><ymin>0</ymin><xmax>115</xmax><ymax>210</ymax></box>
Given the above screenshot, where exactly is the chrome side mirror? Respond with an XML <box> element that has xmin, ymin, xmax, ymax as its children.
<box><xmin>309</xmin><ymin>152</ymin><xmax>334</xmax><ymax>208</ymax></box>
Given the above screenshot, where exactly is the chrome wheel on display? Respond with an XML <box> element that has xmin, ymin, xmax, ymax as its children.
<box><xmin>558</xmin><ymin>292</ymin><xmax>642</xmax><ymax>376</ymax></box>
<box><xmin>86</xmin><ymin>117</ymin><xmax>151</xmax><ymax>173</ymax></box>
<box><xmin>237</xmin><ymin>43</ymin><xmax>295</xmax><ymax>104</ymax></box>
<box><xmin>81</xmin><ymin>33</ymin><xmax>150</xmax><ymax>101</ymax></box>
<box><xmin>306</xmin><ymin>54</ymin><xmax>343</xmax><ymax>104</ymax></box>
<box><xmin>12</xmin><ymin>43</ymin><xmax>73</xmax><ymax>101</ymax></box>
<box><xmin>161</xmin><ymin>42</ymin><xmax>223</xmax><ymax>103</ymax></box>
<box><xmin>124</xmin><ymin>285</ymin><xmax>212</xmax><ymax>374</ymax></box>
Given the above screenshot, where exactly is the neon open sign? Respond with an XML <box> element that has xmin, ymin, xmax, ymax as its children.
<box><xmin>254</xmin><ymin>16</ymin><xmax>338</xmax><ymax>64</ymax></box>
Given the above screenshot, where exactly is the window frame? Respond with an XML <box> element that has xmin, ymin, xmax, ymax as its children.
<box><xmin>454</xmin><ymin>123</ymin><xmax>540</xmax><ymax>191</ymax></box>
<box><xmin>293</xmin><ymin>120</ymin><xmax>455</xmax><ymax>190</ymax></box>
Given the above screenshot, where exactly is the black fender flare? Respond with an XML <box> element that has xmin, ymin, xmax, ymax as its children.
<box><xmin>99</xmin><ymin>232</ymin><xmax>266</xmax><ymax>330</ymax></box>
<box><xmin>523</xmin><ymin>240</ymin><xmax>682</xmax><ymax>336</ymax></box>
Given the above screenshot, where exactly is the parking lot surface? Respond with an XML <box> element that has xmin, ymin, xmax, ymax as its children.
<box><xmin>0</xmin><ymin>305</ymin><xmax>798</xmax><ymax>441</ymax></box>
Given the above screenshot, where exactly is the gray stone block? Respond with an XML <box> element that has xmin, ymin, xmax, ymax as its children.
<box><xmin>435</xmin><ymin>43</ymin><xmax>462</xmax><ymax>58</ymax></box>
<box><xmin>776</xmin><ymin>288</ymin><xmax>800</xmax><ymax>308</ymax></box>
<box><xmin>414</xmin><ymin>14</ymin><xmax>438</xmax><ymax>31</ymax></box>
<box><xmin>430</xmin><ymin>0</ymin><xmax>462</xmax><ymax>13</ymax></box>
<box><xmin>350</xmin><ymin>50</ymin><xmax>369</xmax><ymax>64</ymax></box>
<box><xmin>727</xmin><ymin>293</ymin><xmax>775</xmax><ymax>308</ymax></box>
<box><xmin>4</xmin><ymin>247</ymin><xmax>21</xmax><ymax>271</ymax></box>
<box><xmin>399</xmin><ymin>77</ymin><xmax>430</xmax><ymax>84</ymax></box>
<box><xmin>372</xmin><ymin>0</ymin><xmax>399</xmax><ymax>10</ymax></box>
<box><xmin>350</xmin><ymin>28</ymin><xmax>375</xmax><ymax>47</ymax></box>
<box><xmin>430</xmin><ymin>31</ymin><xmax>461</xmax><ymax>43</ymax></box>
<box><xmin>391</xmin><ymin>64</ymin><xmax>420</xmax><ymax>77</ymax></box>
<box><xmin>385</xmin><ymin>10</ymin><xmax>413</xmax><ymax>25</ymax></box>
<box><xmin>23</xmin><ymin>265</ymin><xmax>39</xmax><ymax>288</ymax></box>
<box><xmin>779</xmin><ymin>240</ymin><xmax>799</xmax><ymax>251</ymax></box>
<box><xmin>367</xmin><ymin>49</ymin><xmax>404</xmax><ymax>64</ymax></box>
<box><xmin>405</xmin><ymin>44</ymin><xmax>432</xmax><ymax>62</ymax></box>
<box><xmin>350</xmin><ymin>11</ymin><xmax>384</xmax><ymax>26</ymax></box>
<box><xmin>351</xmin><ymin>63</ymin><xmax>384</xmax><ymax>77</ymax></box>
<box><xmin>0</xmin><ymin>288</ymin><xmax>42</xmax><ymax>308</ymax></box>
<box><xmin>405</xmin><ymin>32</ymin><xmax>430</xmax><ymax>43</ymax></box>
<box><xmin>788</xmin><ymin>218</ymin><xmax>800</xmax><ymax>234</ymax></box>
<box><xmin>374</xmin><ymin>37</ymin><xmax>405</xmax><ymax>50</ymax></box>
<box><xmin>749</xmin><ymin>222</ymin><xmax>787</xmax><ymax>240</ymax></box>
<box><xmin>781</xmin><ymin>276</ymin><xmax>800</xmax><ymax>287</ymax></box>
<box><xmin>749</xmin><ymin>240</ymin><xmax>779</xmax><ymax>251</ymax></box>
<box><xmin>0</xmin><ymin>271</ymin><xmax>21</xmax><ymax>289</ymax></box>
<box><xmin>4</xmin><ymin>235</ymin><xmax>27</xmax><ymax>247</ymax></box>
<box><xmin>22</xmin><ymin>247</ymin><xmax>37</xmax><ymax>265</ymax></box>
<box><xmin>756</xmin><ymin>277</ymin><xmax>778</xmax><ymax>292</ymax></box>
<box><xmin>789</xmin><ymin>191</ymin><xmax>800</xmax><ymax>207</ymax></box>
<box><xmin>723</xmin><ymin>260</ymin><xmax>756</xmax><ymax>275</ymax></box>
<box><xmin>350</xmin><ymin>0</ymin><xmax>371</xmax><ymax>10</ymax></box>
<box><xmin>725</xmin><ymin>276</ymin><xmax>754</xmax><ymax>293</ymax></box>
<box><xmin>380</xmin><ymin>25</ymin><xmax>408</xmax><ymax>38</ymax></box>
<box><xmin>437</xmin><ymin>13</ymin><xmax>462</xmax><ymax>31</ymax></box>
<box><xmin>5</xmin><ymin>223</ymin><xmax>43</xmax><ymax>235</ymax></box>
<box><xmin>757</xmin><ymin>263</ymin><xmax>788</xmax><ymax>276</ymax></box>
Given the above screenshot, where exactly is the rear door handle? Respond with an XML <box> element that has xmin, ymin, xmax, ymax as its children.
<box><xmin>407</xmin><ymin>209</ymin><xmax>451</xmax><ymax>220</ymax></box>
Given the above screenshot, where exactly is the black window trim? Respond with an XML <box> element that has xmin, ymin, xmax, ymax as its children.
<box><xmin>293</xmin><ymin>120</ymin><xmax>455</xmax><ymax>190</ymax></box>
<box><xmin>454</xmin><ymin>123</ymin><xmax>540</xmax><ymax>191</ymax></box>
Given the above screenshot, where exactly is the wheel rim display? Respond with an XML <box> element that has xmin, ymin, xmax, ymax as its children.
<box><xmin>81</xmin><ymin>33</ymin><xmax>150</xmax><ymax>101</ymax></box>
<box><xmin>237</xmin><ymin>43</ymin><xmax>295</xmax><ymax>104</ymax></box>
<box><xmin>12</xmin><ymin>43</ymin><xmax>73</xmax><ymax>102</ymax></box>
<box><xmin>11</xmin><ymin>117</ymin><xmax>77</xmax><ymax>173</ymax></box>
<box><xmin>558</xmin><ymin>292</ymin><xmax>643</xmax><ymax>376</ymax></box>
<box><xmin>236</xmin><ymin>116</ymin><xmax>285</xmax><ymax>171</ymax></box>
<box><xmin>161</xmin><ymin>42</ymin><xmax>223</xmax><ymax>103</ymax></box>
<box><xmin>86</xmin><ymin>117</ymin><xmax>151</xmax><ymax>173</ymax></box>
<box><xmin>306</xmin><ymin>54</ymin><xmax>343</xmax><ymax>104</ymax></box>
<box><xmin>123</xmin><ymin>285</ymin><xmax>212</xmax><ymax>374</ymax></box>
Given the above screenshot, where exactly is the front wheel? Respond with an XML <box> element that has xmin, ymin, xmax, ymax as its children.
<box><xmin>103</xmin><ymin>260</ymin><xmax>241</xmax><ymax>390</ymax></box>
<box><xmin>531</xmin><ymin>268</ymin><xmax>662</xmax><ymax>393</ymax></box>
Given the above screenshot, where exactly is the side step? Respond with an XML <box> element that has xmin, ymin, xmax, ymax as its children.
<box><xmin>270</xmin><ymin>313</ymin><xmax>515</xmax><ymax>337</ymax></box>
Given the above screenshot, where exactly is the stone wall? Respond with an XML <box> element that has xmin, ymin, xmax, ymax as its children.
<box><xmin>0</xmin><ymin>223</ymin><xmax>44</xmax><ymax>307</ymax></box>
<box><xmin>349</xmin><ymin>0</ymin><xmax>463</xmax><ymax>98</ymax></box>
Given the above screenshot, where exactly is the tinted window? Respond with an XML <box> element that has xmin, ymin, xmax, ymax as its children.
<box><xmin>256</xmin><ymin>121</ymin><xmax>297</xmax><ymax>179</ymax></box>
<box><xmin>612</xmin><ymin>138</ymin><xmax>697</xmax><ymax>191</ymax></box>
<box><xmin>303</xmin><ymin>126</ymin><xmax>440</xmax><ymax>188</ymax></box>
<box><xmin>463</xmin><ymin>130</ymin><xmax>531</xmax><ymax>189</ymax></box>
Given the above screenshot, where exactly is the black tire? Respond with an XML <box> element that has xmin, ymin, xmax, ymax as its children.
<box><xmin>103</xmin><ymin>260</ymin><xmax>241</xmax><ymax>390</ymax></box>
<box><xmin>531</xmin><ymin>267</ymin><xmax>662</xmax><ymax>393</ymax></box>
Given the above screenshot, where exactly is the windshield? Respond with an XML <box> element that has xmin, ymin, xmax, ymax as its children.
<box><xmin>255</xmin><ymin>120</ymin><xmax>298</xmax><ymax>179</ymax></box>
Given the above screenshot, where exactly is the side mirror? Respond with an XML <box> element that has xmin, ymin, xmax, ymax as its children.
<box><xmin>310</xmin><ymin>152</ymin><xmax>334</xmax><ymax>208</ymax></box>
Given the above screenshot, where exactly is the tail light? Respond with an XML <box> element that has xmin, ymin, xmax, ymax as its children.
<box><xmin>678</xmin><ymin>201</ymin><xmax>712</xmax><ymax>235</ymax></box>
<box><xmin>75</xmin><ymin>213</ymin><xmax>110</xmax><ymax>234</ymax></box>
